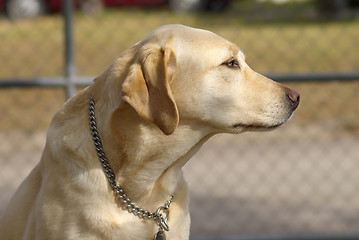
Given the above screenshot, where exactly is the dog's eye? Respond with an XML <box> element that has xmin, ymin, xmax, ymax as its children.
<box><xmin>223</xmin><ymin>59</ymin><xmax>240</xmax><ymax>69</ymax></box>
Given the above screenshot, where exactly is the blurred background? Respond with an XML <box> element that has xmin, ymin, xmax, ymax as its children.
<box><xmin>0</xmin><ymin>0</ymin><xmax>358</xmax><ymax>239</ymax></box>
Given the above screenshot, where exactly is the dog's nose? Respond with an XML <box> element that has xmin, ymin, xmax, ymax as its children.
<box><xmin>284</xmin><ymin>87</ymin><xmax>300</xmax><ymax>110</ymax></box>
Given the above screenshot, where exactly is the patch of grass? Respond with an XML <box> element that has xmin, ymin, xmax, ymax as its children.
<box><xmin>1</xmin><ymin>9</ymin><xmax>359</xmax><ymax>77</ymax></box>
<box><xmin>0</xmin><ymin>9</ymin><xmax>358</xmax><ymax>134</ymax></box>
<box><xmin>0</xmin><ymin>88</ymin><xmax>65</xmax><ymax>131</ymax></box>
<box><xmin>289</xmin><ymin>81</ymin><xmax>359</xmax><ymax>129</ymax></box>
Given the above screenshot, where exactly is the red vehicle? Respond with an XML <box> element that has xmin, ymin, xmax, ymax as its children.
<box><xmin>2</xmin><ymin>0</ymin><xmax>230</xmax><ymax>19</ymax></box>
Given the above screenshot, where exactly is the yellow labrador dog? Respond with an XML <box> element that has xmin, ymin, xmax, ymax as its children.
<box><xmin>0</xmin><ymin>24</ymin><xmax>299</xmax><ymax>240</ymax></box>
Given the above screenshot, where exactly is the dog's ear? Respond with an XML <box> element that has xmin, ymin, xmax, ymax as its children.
<box><xmin>122</xmin><ymin>46</ymin><xmax>178</xmax><ymax>135</ymax></box>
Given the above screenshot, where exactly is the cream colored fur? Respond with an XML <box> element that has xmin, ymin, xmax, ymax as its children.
<box><xmin>0</xmin><ymin>24</ymin><xmax>299</xmax><ymax>240</ymax></box>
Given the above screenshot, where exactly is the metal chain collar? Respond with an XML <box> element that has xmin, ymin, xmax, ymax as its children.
<box><xmin>89</xmin><ymin>96</ymin><xmax>173</xmax><ymax>232</ymax></box>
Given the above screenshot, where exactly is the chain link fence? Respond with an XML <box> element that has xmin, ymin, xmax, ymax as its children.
<box><xmin>0</xmin><ymin>1</ymin><xmax>358</xmax><ymax>239</ymax></box>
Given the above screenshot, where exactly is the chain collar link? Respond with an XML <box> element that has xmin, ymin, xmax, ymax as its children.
<box><xmin>89</xmin><ymin>96</ymin><xmax>173</xmax><ymax>229</ymax></box>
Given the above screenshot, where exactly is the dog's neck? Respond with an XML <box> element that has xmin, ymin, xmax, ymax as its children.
<box><xmin>93</xmin><ymin>97</ymin><xmax>214</xmax><ymax>210</ymax></box>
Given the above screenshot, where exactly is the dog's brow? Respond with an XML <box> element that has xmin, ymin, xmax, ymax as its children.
<box><xmin>238</xmin><ymin>50</ymin><xmax>246</xmax><ymax>60</ymax></box>
<box><xmin>229</xmin><ymin>45</ymin><xmax>245</xmax><ymax>60</ymax></box>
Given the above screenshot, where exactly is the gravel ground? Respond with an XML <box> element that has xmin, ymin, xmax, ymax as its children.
<box><xmin>1</xmin><ymin>121</ymin><xmax>358</xmax><ymax>236</ymax></box>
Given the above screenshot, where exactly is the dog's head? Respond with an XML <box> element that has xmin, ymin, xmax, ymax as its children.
<box><xmin>122</xmin><ymin>24</ymin><xmax>299</xmax><ymax>135</ymax></box>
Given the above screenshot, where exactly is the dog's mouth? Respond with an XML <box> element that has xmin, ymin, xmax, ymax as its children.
<box><xmin>232</xmin><ymin>109</ymin><xmax>296</xmax><ymax>132</ymax></box>
<box><xmin>232</xmin><ymin>122</ymin><xmax>283</xmax><ymax>131</ymax></box>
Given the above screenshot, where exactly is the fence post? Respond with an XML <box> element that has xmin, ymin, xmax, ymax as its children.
<box><xmin>63</xmin><ymin>0</ymin><xmax>77</xmax><ymax>99</ymax></box>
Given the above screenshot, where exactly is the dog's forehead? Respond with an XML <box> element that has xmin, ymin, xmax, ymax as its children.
<box><xmin>174</xmin><ymin>25</ymin><xmax>237</xmax><ymax>49</ymax></box>
<box><xmin>148</xmin><ymin>24</ymin><xmax>241</xmax><ymax>56</ymax></box>
<box><xmin>172</xmin><ymin>26</ymin><xmax>243</xmax><ymax>63</ymax></box>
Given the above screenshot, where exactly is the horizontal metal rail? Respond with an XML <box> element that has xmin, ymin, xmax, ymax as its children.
<box><xmin>269</xmin><ymin>71</ymin><xmax>359</xmax><ymax>82</ymax></box>
<box><xmin>0</xmin><ymin>71</ymin><xmax>359</xmax><ymax>89</ymax></box>
<box><xmin>0</xmin><ymin>76</ymin><xmax>92</xmax><ymax>88</ymax></box>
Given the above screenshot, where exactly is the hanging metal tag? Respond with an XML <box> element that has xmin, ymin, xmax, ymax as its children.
<box><xmin>154</xmin><ymin>229</ymin><xmax>166</xmax><ymax>240</ymax></box>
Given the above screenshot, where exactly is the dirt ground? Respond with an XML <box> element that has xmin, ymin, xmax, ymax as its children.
<box><xmin>1</xmin><ymin>120</ymin><xmax>358</xmax><ymax>236</ymax></box>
